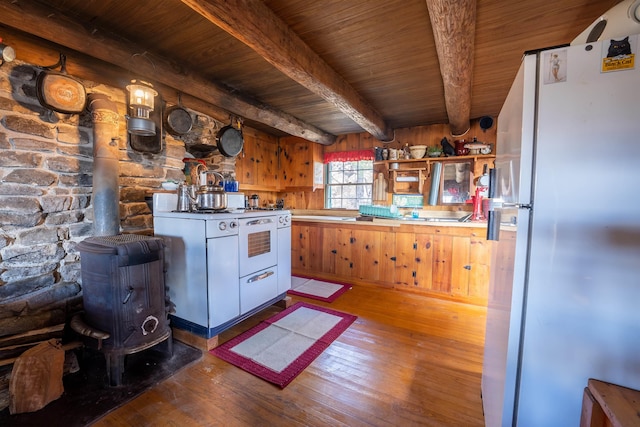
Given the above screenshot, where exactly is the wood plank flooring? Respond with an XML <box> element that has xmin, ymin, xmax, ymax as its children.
<box><xmin>94</xmin><ymin>284</ymin><xmax>487</xmax><ymax>426</ymax></box>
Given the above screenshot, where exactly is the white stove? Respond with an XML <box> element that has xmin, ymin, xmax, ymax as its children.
<box><xmin>152</xmin><ymin>193</ymin><xmax>291</xmax><ymax>338</ymax></box>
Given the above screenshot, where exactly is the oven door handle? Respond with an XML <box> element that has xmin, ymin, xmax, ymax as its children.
<box><xmin>245</xmin><ymin>218</ymin><xmax>274</xmax><ymax>226</ymax></box>
<box><xmin>246</xmin><ymin>270</ymin><xmax>275</xmax><ymax>283</ymax></box>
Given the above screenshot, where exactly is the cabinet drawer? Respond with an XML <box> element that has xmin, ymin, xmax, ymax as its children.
<box><xmin>240</xmin><ymin>266</ymin><xmax>278</xmax><ymax>313</ymax></box>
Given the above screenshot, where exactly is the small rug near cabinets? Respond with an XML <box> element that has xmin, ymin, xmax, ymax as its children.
<box><xmin>210</xmin><ymin>302</ymin><xmax>357</xmax><ymax>388</ymax></box>
<box><xmin>287</xmin><ymin>276</ymin><xmax>351</xmax><ymax>302</ymax></box>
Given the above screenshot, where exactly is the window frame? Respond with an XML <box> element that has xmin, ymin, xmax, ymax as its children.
<box><xmin>324</xmin><ymin>158</ymin><xmax>374</xmax><ymax>209</ymax></box>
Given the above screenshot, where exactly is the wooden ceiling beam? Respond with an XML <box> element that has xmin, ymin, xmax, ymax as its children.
<box><xmin>0</xmin><ymin>0</ymin><xmax>336</xmax><ymax>145</ymax></box>
<box><xmin>181</xmin><ymin>0</ymin><xmax>394</xmax><ymax>142</ymax></box>
<box><xmin>426</xmin><ymin>0</ymin><xmax>476</xmax><ymax>136</ymax></box>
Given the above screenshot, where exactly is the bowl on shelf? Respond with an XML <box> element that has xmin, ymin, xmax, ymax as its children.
<box><xmin>464</xmin><ymin>142</ymin><xmax>489</xmax><ymax>155</ymax></box>
<box><xmin>427</xmin><ymin>146</ymin><xmax>442</xmax><ymax>157</ymax></box>
<box><xmin>161</xmin><ymin>181</ymin><xmax>179</xmax><ymax>190</ymax></box>
<box><xmin>409</xmin><ymin>145</ymin><xmax>427</xmax><ymax>159</ymax></box>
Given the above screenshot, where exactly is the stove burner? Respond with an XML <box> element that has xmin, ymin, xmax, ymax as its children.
<box><xmin>171</xmin><ymin>209</ymin><xmax>233</xmax><ymax>214</ymax></box>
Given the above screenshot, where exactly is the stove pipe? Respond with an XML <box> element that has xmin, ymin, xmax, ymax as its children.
<box><xmin>88</xmin><ymin>94</ymin><xmax>120</xmax><ymax>236</ymax></box>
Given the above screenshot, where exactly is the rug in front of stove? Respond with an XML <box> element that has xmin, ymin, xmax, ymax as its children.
<box><xmin>210</xmin><ymin>302</ymin><xmax>357</xmax><ymax>388</ymax></box>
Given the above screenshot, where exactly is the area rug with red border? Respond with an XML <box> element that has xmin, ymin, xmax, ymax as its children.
<box><xmin>210</xmin><ymin>302</ymin><xmax>357</xmax><ymax>388</ymax></box>
<box><xmin>287</xmin><ymin>276</ymin><xmax>351</xmax><ymax>302</ymax></box>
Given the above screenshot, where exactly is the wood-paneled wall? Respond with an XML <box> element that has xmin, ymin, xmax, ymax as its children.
<box><xmin>281</xmin><ymin>118</ymin><xmax>497</xmax><ymax>210</ymax></box>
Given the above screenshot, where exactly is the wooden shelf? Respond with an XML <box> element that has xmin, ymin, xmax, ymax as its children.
<box><xmin>389</xmin><ymin>168</ymin><xmax>427</xmax><ymax>194</ymax></box>
<box><xmin>374</xmin><ymin>154</ymin><xmax>495</xmax><ymax>167</ymax></box>
<box><xmin>376</xmin><ymin>154</ymin><xmax>496</xmax><ymax>200</ymax></box>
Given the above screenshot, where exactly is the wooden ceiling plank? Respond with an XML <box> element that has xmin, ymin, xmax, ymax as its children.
<box><xmin>426</xmin><ymin>0</ymin><xmax>476</xmax><ymax>136</ymax></box>
<box><xmin>181</xmin><ymin>0</ymin><xmax>394</xmax><ymax>141</ymax></box>
<box><xmin>0</xmin><ymin>0</ymin><xmax>336</xmax><ymax>145</ymax></box>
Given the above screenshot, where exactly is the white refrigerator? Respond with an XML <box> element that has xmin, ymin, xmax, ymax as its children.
<box><xmin>481</xmin><ymin>37</ymin><xmax>640</xmax><ymax>426</ymax></box>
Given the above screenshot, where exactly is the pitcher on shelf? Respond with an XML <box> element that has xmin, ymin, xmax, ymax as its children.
<box><xmin>454</xmin><ymin>140</ymin><xmax>469</xmax><ymax>156</ymax></box>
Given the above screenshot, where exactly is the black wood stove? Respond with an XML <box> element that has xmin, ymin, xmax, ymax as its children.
<box><xmin>74</xmin><ymin>234</ymin><xmax>172</xmax><ymax>386</ymax></box>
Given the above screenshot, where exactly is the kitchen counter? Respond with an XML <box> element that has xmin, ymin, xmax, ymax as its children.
<box><xmin>290</xmin><ymin>211</ymin><xmax>492</xmax><ymax>306</ymax></box>
<box><xmin>292</xmin><ymin>213</ymin><xmax>487</xmax><ymax>228</ymax></box>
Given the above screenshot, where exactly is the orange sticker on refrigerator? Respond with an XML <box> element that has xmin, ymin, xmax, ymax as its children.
<box><xmin>601</xmin><ymin>35</ymin><xmax>636</xmax><ymax>72</ymax></box>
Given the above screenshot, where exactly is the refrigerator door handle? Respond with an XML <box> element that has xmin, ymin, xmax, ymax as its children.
<box><xmin>486</xmin><ymin>210</ymin><xmax>501</xmax><ymax>241</ymax></box>
<box><xmin>502</xmin><ymin>202</ymin><xmax>533</xmax><ymax>210</ymax></box>
<box><xmin>487</xmin><ymin>168</ymin><xmax>497</xmax><ymax>198</ymax></box>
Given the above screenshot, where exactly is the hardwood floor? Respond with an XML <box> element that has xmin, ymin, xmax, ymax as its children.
<box><xmin>94</xmin><ymin>285</ymin><xmax>487</xmax><ymax>426</ymax></box>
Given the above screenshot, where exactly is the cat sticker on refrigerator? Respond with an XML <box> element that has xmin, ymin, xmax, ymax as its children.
<box><xmin>601</xmin><ymin>35</ymin><xmax>636</xmax><ymax>73</ymax></box>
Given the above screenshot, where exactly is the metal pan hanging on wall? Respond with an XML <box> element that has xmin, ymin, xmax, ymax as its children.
<box><xmin>164</xmin><ymin>105</ymin><xmax>193</xmax><ymax>136</ymax></box>
<box><xmin>36</xmin><ymin>53</ymin><xmax>87</xmax><ymax>114</ymax></box>
<box><xmin>216</xmin><ymin>118</ymin><xmax>244</xmax><ymax>157</ymax></box>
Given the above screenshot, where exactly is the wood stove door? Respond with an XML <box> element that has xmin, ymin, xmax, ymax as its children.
<box><xmin>118</xmin><ymin>259</ymin><xmax>169</xmax><ymax>347</ymax></box>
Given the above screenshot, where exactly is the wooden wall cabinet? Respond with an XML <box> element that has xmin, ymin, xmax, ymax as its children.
<box><xmin>292</xmin><ymin>220</ymin><xmax>492</xmax><ymax>305</ymax></box>
<box><xmin>235</xmin><ymin>129</ymin><xmax>279</xmax><ymax>191</ymax></box>
<box><xmin>279</xmin><ymin>136</ymin><xmax>324</xmax><ymax>191</ymax></box>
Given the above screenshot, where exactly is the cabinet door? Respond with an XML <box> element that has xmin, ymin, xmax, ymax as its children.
<box><xmin>394</xmin><ymin>232</ymin><xmax>416</xmax><ymax>287</ymax></box>
<box><xmin>450</xmin><ymin>234</ymin><xmax>492</xmax><ymax>300</ymax></box>
<box><xmin>379</xmin><ymin>231</ymin><xmax>396</xmax><ymax>284</ymax></box>
<box><xmin>335</xmin><ymin>227</ymin><xmax>353</xmax><ymax>277</ymax></box>
<box><xmin>431</xmin><ymin>234</ymin><xmax>453</xmax><ymax>294</ymax></box>
<box><xmin>322</xmin><ymin>226</ymin><xmax>338</xmax><ymax>275</ymax></box>
<box><xmin>307</xmin><ymin>225</ymin><xmax>324</xmax><ymax>273</ymax></box>
<box><xmin>450</xmin><ymin>236</ymin><xmax>472</xmax><ymax>297</ymax></box>
<box><xmin>235</xmin><ymin>132</ymin><xmax>278</xmax><ymax>190</ymax></box>
<box><xmin>280</xmin><ymin>137</ymin><xmax>322</xmax><ymax>189</ymax></box>
<box><xmin>254</xmin><ymin>135</ymin><xmax>279</xmax><ymax>189</ymax></box>
<box><xmin>235</xmin><ymin>132</ymin><xmax>257</xmax><ymax>186</ymax></box>
<box><xmin>352</xmin><ymin>229</ymin><xmax>381</xmax><ymax>281</ymax></box>
<box><xmin>291</xmin><ymin>223</ymin><xmax>309</xmax><ymax>272</ymax></box>
<box><xmin>414</xmin><ymin>233</ymin><xmax>434</xmax><ymax>290</ymax></box>
<box><xmin>281</xmin><ymin>140</ymin><xmax>309</xmax><ymax>188</ymax></box>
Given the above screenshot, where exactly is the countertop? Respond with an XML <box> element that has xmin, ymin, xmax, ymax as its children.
<box><xmin>291</xmin><ymin>210</ymin><xmax>487</xmax><ymax>228</ymax></box>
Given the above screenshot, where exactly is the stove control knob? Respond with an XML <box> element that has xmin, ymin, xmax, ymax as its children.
<box><xmin>229</xmin><ymin>220</ymin><xmax>238</xmax><ymax>229</ymax></box>
<box><xmin>218</xmin><ymin>222</ymin><xmax>227</xmax><ymax>231</ymax></box>
<box><xmin>279</xmin><ymin>216</ymin><xmax>284</xmax><ymax>224</ymax></box>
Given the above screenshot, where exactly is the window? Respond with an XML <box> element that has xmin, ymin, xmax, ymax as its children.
<box><xmin>324</xmin><ymin>150</ymin><xmax>374</xmax><ymax>209</ymax></box>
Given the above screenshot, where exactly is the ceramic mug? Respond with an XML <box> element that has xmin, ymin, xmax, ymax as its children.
<box><xmin>388</xmin><ymin>148</ymin><xmax>398</xmax><ymax>160</ymax></box>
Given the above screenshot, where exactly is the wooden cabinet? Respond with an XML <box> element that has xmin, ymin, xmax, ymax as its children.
<box><xmin>385</xmin><ymin>227</ymin><xmax>490</xmax><ymax>303</ymax></box>
<box><xmin>235</xmin><ymin>129</ymin><xmax>279</xmax><ymax>191</ymax></box>
<box><xmin>279</xmin><ymin>136</ymin><xmax>323</xmax><ymax>190</ymax></box>
<box><xmin>292</xmin><ymin>222</ymin><xmax>396</xmax><ymax>284</ymax></box>
<box><xmin>291</xmin><ymin>223</ymin><xmax>336</xmax><ymax>274</ymax></box>
<box><xmin>291</xmin><ymin>220</ymin><xmax>492</xmax><ymax>305</ymax></box>
<box><xmin>393</xmin><ymin>231</ymin><xmax>454</xmax><ymax>294</ymax></box>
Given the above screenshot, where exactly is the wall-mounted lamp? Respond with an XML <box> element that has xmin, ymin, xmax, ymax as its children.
<box><xmin>125</xmin><ymin>79</ymin><xmax>158</xmax><ymax>136</ymax></box>
<box><xmin>0</xmin><ymin>38</ymin><xmax>15</xmax><ymax>66</ymax></box>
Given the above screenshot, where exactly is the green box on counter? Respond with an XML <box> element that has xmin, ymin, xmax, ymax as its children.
<box><xmin>392</xmin><ymin>194</ymin><xmax>424</xmax><ymax>208</ymax></box>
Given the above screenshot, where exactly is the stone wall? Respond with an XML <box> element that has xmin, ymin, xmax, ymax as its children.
<box><xmin>0</xmin><ymin>60</ymin><xmax>229</xmax><ymax>337</ymax></box>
